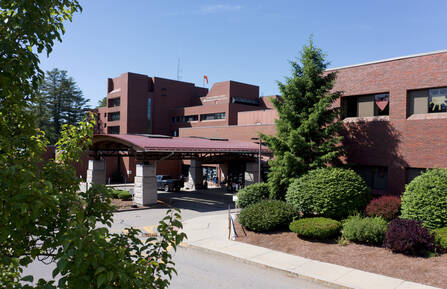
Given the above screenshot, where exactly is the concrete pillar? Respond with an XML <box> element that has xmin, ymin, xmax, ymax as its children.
<box><xmin>87</xmin><ymin>159</ymin><xmax>106</xmax><ymax>186</ymax></box>
<box><xmin>187</xmin><ymin>160</ymin><xmax>203</xmax><ymax>190</ymax></box>
<box><xmin>134</xmin><ymin>163</ymin><xmax>157</xmax><ymax>205</ymax></box>
<box><xmin>244</xmin><ymin>162</ymin><xmax>260</xmax><ymax>186</ymax></box>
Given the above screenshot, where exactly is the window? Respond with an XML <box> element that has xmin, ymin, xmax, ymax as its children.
<box><xmin>172</xmin><ymin>130</ymin><xmax>179</xmax><ymax>137</ymax></box>
<box><xmin>104</xmin><ymin>113</ymin><xmax>107</xmax><ymax>117</ymax></box>
<box><xmin>108</xmin><ymin>97</ymin><xmax>120</xmax><ymax>107</ymax></box>
<box><xmin>202</xmin><ymin>166</ymin><xmax>217</xmax><ymax>182</ymax></box>
<box><xmin>183</xmin><ymin>115</ymin><xmax>198</xmax><ymax>122</ymax></box>
<box><xmin>147</xmin><ymin>98</ymin><xmax>152</xmax><ymax>133</ymax></box>
<box><xmin>200</xmin><ymin>112</ymin><xmax>226</xmax><ymax>121</ymax></box>
<box><xmin>406</xmin><ymin>168</ymin><xmax>426</xmax><ymax>184</ymax></box>
<box><xmin>107</xmin><ymin>126</ymin><xmax>120</xmax><ymax>134</ymax></box>
<box><xmin>408</xmin><ymin>87</ymin><xmax>447</xmax><ymax>115</ymax></box>
<box><xmin>171</xmin><ymin>116</ymin><xmax>181</xmax><ymax>123</ymax></box>
<box><xmin>355</xmin><ymin>166</ymin><xmax>388</xmax><ymax>191</ymax></box>
<box><xmin>342</xmin><ymin>93</ymin><xmax>389</xmax><ymax>118</ymax></box>
<box><xmin>104</xmin><ymin>123</ymin><xmax>107</xmax><ymax>128</ymax></box>
<box><xmin>107</xmin><ymin>112</ymin><xmax>120</xmax><ymax>121</ymax></box>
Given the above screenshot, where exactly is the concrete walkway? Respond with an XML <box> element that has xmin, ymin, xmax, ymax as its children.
<box><xmin>181</xmin><ymin>213</ymin><xmax>440</xmax><ymax>289</ymax></box>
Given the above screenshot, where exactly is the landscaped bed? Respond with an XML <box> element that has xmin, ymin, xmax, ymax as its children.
<box><xmin>234</xmin><ymin>219</ymin><xmax>447</xmax><ymax>288</ymax></box>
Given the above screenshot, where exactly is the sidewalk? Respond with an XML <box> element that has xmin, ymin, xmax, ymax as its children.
<box><xmin>181</xmin><ymin>213</ymin><xmax>440</xmax><ymax>289</ymax></box>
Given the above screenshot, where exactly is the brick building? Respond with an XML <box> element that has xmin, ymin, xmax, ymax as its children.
<box><xmin>95</xmin><ymin>73</ymin><xmax>278</xmax><ymax>184</ymax></box>
<box><xmin>93</xmin><ymin>50</ymin><xmax>447</xmax><ymax>194</ymax></box>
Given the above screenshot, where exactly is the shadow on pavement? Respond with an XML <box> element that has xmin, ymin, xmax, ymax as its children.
<box><xmin>158</xmin><ymin>188</ymin><xmax>236</xmax><ymax>213</ymax></box>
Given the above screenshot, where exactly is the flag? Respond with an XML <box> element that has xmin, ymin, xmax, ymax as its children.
<box><xmin>204</xmin><ymin>75</ymin><xmax>208</xmax><ymax>84</ymax></box>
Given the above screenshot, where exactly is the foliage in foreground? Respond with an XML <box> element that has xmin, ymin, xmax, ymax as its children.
<box><xmin>0</xmin><ymin>1</ymin><xmax>186</xmax><ymax>287</ymax></box>
<box><xmin>261</xmin><ymin>39</ymin><xmax>344</xmax><ymax>200</ymax></box>
<box><xmin>365</xmin><ymin>196</ymin><xmax>401</xmax><ymax>221</ymax></box>
<box><xmin>401</xmin><ymin>169</ymin><xmax>447</xmax><ymax>229</ymax></box>
<box><xmin>383</xmin><ymin>218</ymin><xmax>434</xmax><ymax>256</ymax></box>
<box><xmin>236</xmin><ymin>182</ymin><xmax>270</xmax><ymax>208</ymax></box>
<box><xmin>286</xmin><ymin>167</ymin><xmax>370</xmax><ymax>219</ymax></box>
<box><xmin>289</xmin><ymin>217</ymin><xmax>341</xmax><ymax>240</ymax></box>
<box><xmin>342</xmin><ymin>215</ymin><xmax>388</xmax><ymax>245</ymax></box>
<box><xmin>238</xmin><ymin>200</ymin><xmax>296</xmax><ymax>232</ymax></box>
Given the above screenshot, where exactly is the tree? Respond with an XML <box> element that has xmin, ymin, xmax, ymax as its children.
<box><xmin>262</xmin><ymin>39</ymin><xmax>344</xmax><ymax>200</ymax></box>
<box><xmin>0</xmin><ymin>1</ymin><xmax>185</xmax><ymax>288</ymax></box>
<box><xmin>97</xmin><ymin>96</ymin><xmax>107</xmax><ymax>108</ymax></box>
<box><xmin>35</xmin><ymin>68</ymin><xmax>89</xmax><ymax>143</ymax></box>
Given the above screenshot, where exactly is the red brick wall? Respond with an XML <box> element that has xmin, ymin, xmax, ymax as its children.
<box><xmin>331</xmin><ymin>51</ymin><xmax>447</xmax><ymax>194</ymax></box>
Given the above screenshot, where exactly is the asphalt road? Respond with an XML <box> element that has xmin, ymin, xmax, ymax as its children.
<box><xmin>23</xmin><ymin>190</ymin><xmax>331</xmax><ymax>288</ymax></box>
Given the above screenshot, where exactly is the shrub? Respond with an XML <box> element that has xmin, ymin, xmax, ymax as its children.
<box><xmin>238</xmin><ymin>200</ymin><xmax>296</xmax><ymax>232</ymax></box>
<box><xmin>286</xmin><ymin>168</ymin><xmax>370</xmax><ymax>219</ymax></box>
<box><xmin>342</xmin><ymin>215</ymin><xmax>388</xmax><ymax>245</ymax></box>
<box><xmin>289</xmin><ymin>217</ymin><xmax>341</xmax><ymax>239</ymax></box>
<box><xmin>433</xmin><ymin>227</ymin><xmax>447</xmax><ymax>251</ymax></box>
<box><xmin>236</xmin><ymin>183</ymin><xmax>270</xmax><ymax>208</ymax></box>
<box><xmin>365</xmin><ymin>196</ymin><xmax>401</xmax><ymax>221</ymax></box>
<box><xmin>111</xmin><ymin>189</ymin><xmax>121</xmax><ymax>199</ymax></box>
<box><xmin>401</xmin><ymin>169</ymin><xmax>447</xmax><ymax>229</ymax></box>
<box><xmin>118</xmin><ymin>190</ymin><xmax>132</xmax><ymax>201</ymax></box>
<box><xmin>384</xmin><ymin>218</ymin><xmax>435</xmax><ymax>256</ymax></box>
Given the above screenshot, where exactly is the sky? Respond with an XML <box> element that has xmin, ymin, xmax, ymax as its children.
<box><xmin>39</xmin><ymin>0</ymin><xmax>447</xmax><ymax>107</ymax></box>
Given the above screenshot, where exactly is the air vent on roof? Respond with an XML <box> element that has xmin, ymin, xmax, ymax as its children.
<box><xmin>188</xmin><ymin>136</ymin><xmax>228</xmax><ymax>141</ymax></box>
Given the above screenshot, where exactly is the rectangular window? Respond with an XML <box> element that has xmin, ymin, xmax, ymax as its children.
<box><xmin>183</xmin><ymin>115</ymin><xmax>198</xmax><ymax>122</ymax></box>
<box><xmin>172</xmin><ymin>130</ymin><xmax>179</xmax><ymax>137</ymax></box>
<box><xmin>408</xmin><ymin>87</ymin><xmax>447</xmax><ymax>115</ymax></box>
<box><xmin>355</xmin><ymin>166</ymin><xmax>388</xmax><ymax>192</ymax></box>
<box><xmin>342</xmin><ymin>93</ymin><xmax>389</xmax><ymax>118</ymax></box>
<box><xmin>147</xmin><ymin>98</ymin><xmax>152</xmax><ymax>133</ymax></box>
<box><xmin>200</xmin><ymin>112</ymin><xmax>226</xmax><ymax>121</ymax></box>
<box><xmin>108</xmin><ymin>97</ymin><xmax>120</xmax><ymax>107</ymax></box>
<box><xmin>171</xmin><ymin>116</ymin><xmax>181</xmax><ymax>123</ymax></box>
<box><xmin>107</xmin><ymin>126</ymin><xmax>120</xmax><ymax>134</ymax></box>
<box><xmin>107</xmin><ymin>112</ymin><xmax>120</xmax><ymax>121</ymax></box>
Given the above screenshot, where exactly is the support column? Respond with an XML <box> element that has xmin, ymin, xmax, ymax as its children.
<box><xmin>244</xmin><ymin>162</ymin><xmax>260</xmax><ymax>186</ymax></box>
<box><xmin>187</xmin><ymin>160</ymin><xmax>203</xmax><ymax>190</ymax></box>
<box><xmin>87</xmin><ymin>159</ymin><xmax>106</xmax><ymax>186</ymax></box>
<box><xmin>134</xmin><ymin>163</ymin><xmax>157</xmax><ymax>205</ymax></box>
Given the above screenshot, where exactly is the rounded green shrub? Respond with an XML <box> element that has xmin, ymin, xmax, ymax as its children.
<box><xmin>342</xmin><ymin>215</ymin><xmax>388</xmax><ymax>245</ymax></box>
<box><xmin>401</xmin><ymin>169</ymin><xmax>447</xmax><ymax>229</ymax></box>
<box><xmin>111</xmin><ymin>189</ymin><xmax>121</xmax><ymax>199</ymax></box>
<box><xmin>118</xmin><ymin>190</ymin><xmax>132</xmax><ymax>201</ymax></box>
<box><xmin>238</xmin><ymin>200</ymin><xmax>296</xmax><ymax>232</ymax></box>
<box><xmin>289</xmin><ymin>217</ymin><xmax>341</xmax><ymax>239</ymax></box>
<box><xmin>286</xmin><ymin>168</ymin><xmax>370</xmax><ymax>219</ymax></box>
<box><xmin>433</xmin><ymin>227</ymin><xmax>447</xmax><ymax>251</ymax></box>
<box><xmin>236</xmin><ymin>182</ymin><xmax>270</xmax><ymax>208</ymax></box>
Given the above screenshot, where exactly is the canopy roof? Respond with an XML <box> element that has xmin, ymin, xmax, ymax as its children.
<box><xmin>91</xmin><ymin>134</ymin><xmax>269</xmax><ymax>163</ymax></box>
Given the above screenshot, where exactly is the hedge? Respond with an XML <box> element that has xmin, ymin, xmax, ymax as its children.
<box><xmin>286</xmin><ymin>168</ymin><xmax>370</xmax><ymax>219</ymax></box>
<box><xmin>342</xmin><ymin>215</ymin><xmax>388</xmax><ymax>245</ymax></box>
<box><xmin>238</xmin><ymin>200</ymin><xmax>296</xmax><ymax>232</ymax></box>
<box><xmin>289</xmin><ymin>217</ymin><xmax>341</xmax><ymax>240</ymax></box>
<box><xmin>401</xmin><ymin>169</ymin><xmax>447</xmax><ymax>229</ymax></box>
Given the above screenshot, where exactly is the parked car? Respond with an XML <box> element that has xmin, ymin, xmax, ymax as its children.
<box><xmin>156</xmin><ymin>175</ymin><xmax>183</xmax><ymax>192</ymax></box>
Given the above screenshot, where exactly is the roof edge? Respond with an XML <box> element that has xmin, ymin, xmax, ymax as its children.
<box><xmin>326</xmin><ymin>50</ymin><xmax>447</xmax><ymax>71</ymax></box>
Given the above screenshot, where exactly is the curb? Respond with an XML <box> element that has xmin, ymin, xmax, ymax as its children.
<box><xmin>185</xmin><ymin>243</ymin><xmax>352</xmax><ymax>289</ymax></box>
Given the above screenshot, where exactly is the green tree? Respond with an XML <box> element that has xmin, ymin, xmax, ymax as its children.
<box><xmin>262</xmin><ymin>39</ymin><xmax>343</xmax><ymax>200</ymax></box>
<box><xmin>36</xmin><ymin>68</ymin><xmax>89</xmax><ymax>143</ymax></box>
<box><xmin>0</xmin><ymin>1</ymin><xmax>186</xmax><ymax>288</ymax></box>
<box><xmin>97</xmin><ymin>96</ymin><xmax>107</xmax><ymax>108</ymax></box>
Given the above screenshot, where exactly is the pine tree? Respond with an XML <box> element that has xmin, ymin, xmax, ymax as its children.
<box><xmin>36</xmin><ymin>68</ymin><xmax>89</xmax><ymax>143</ymax></box>
<box><xmin>262</xmin><ymin>39</ymin><xmax>344</xmax><ymax>200</ymax></box>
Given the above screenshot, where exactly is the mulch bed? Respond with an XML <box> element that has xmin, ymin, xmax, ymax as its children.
<box><xmin>234</xmin><ymin>220</ymin><xmax>447</xmax><ymax>288</ymax></box>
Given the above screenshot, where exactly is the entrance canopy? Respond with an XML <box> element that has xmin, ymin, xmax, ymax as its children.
<box><xmin>91</xmin><ymin>134</ymin><xmax>270</xmax><ymax>163</ymax></box>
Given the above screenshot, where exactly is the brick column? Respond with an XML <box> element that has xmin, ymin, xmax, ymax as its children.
<box><xmin>134</xmin><ymin>163</ymin><xmax>157</xmax><ymax>205</ymax></box>
<box><xmin>86</xmin><ymin>159</ymin><xmax>106</xmax><ymax>186</ymax></box>
<box><xmin>244</xmin><ymin>162</ymin><xmax>259</xmax><ymax>186</ymax></box>
<box><xmin>187</xmin><ymin>160</ymin><xmax>203</xmax><ymax>190</ymax></box>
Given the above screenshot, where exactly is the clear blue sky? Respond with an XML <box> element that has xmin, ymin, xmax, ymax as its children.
<box><xmin>39</xmin><ymin>0</ymin><xmax>447</xmax><ymax>107</ymax></box>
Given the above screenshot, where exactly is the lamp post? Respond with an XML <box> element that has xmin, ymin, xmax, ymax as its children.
<box><xmin>251</xmin><ymin>137</ymin><xmax>262</xmax><ymax>183</ymax></box>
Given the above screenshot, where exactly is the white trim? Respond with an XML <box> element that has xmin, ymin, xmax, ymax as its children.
<box><xmin>327</xmin><ymin>50</ymin><xmax>447</xmax><ymax>71</ymax></box>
